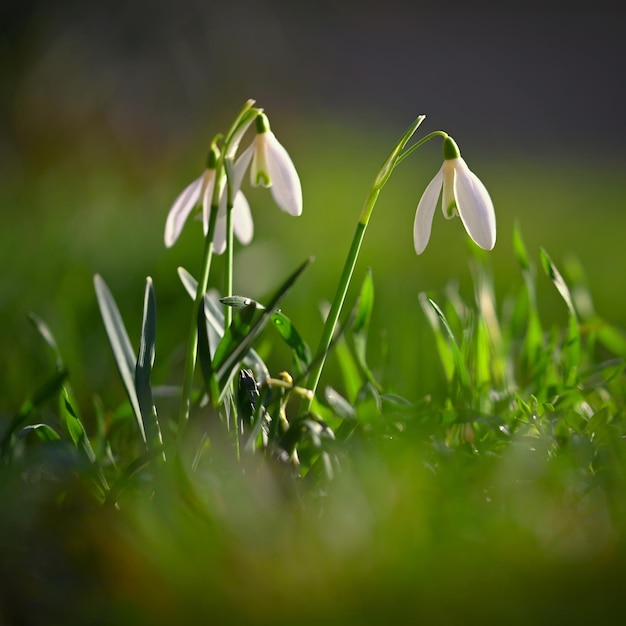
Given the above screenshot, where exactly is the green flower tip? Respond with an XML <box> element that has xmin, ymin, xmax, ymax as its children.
<box><xmin>256</xmin><ymin>113</ymin><xmax>270</xmax><ymax>134</ymax></box>
<box><xmin>206</xmin><ymin>144</ymin><xmax>220</xmax><ymax>169</ymax></box>
<box><xmin>442</xmin><ymin>136</ymin><xmax>461</xmax><ymax>161</ymax></box>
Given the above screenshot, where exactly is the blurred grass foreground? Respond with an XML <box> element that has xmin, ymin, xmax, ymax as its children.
<box><xmin>3</xmin><ymin>12</ymin><xmax>626</xmax><ymax>620</ymax></box>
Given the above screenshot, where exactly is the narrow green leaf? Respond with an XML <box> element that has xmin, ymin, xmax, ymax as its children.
<box><xmin>540</xmin><ymin>249</ymin><xmax>581</xmax><ymax>381</ymax></box>
<box><xmin>352</xmin><ymin>268</ymin><xmax>374</xmax><ymax>335</ymax></box>
<box><xmin>197</xmin><ymin>295</ymin><xmax>220</xmax><ymax>402</ymax></box>
<box><xmin>1</xmin><ymin>368</ymin><xmax>68</xmax><ymax>458</ymax></box>
<box><xmin>94</xmin><ymin>274</ymin><xmax>145</xmax><ymax>443</ymax></box>
<box><xmin>27</xmin><ymin>312</ymin><xmax>63</xmax><ymax>367</ymax></box>
<box><xmin>419</xmin><ymin>292</ymin><xmax>454</xmax><ymax>383</ymax></box>
<box><xmin>213</xmin><ymin>302</ymin><xmax>259</xmax><ymax>370</ymax></box>
<box><xmin>178</xmin><ymin>267</ymin><xmax>269</xmax><ymax>383</ymax></box>
<box><xmin>61</xmin><ymin>392</ymin><xmax>96</xmax><ymax>463</ymax></box>
<box><xmin>324</xmin><ymin>386</ymin><xmax>356</xmax><ymax>420</ymax></box>
<box><xmin>18</xmin><ymin>423</ymin><xmax>62</xmax><ymax>443</ymax></box>
<box><xmin>424</xmin><ymin>296</ymin><xmax>471</xmax><ymax>390</ymax></box>
<box><xmin>350</xmin><ymin>268</ymin><xmax>381</xmax><ymax>390</ymax></box>
<box><xmin>221</xmin><ymin>295</ymin><xmax>265</xmax><ymax>309</ymax></box>
<box><xmin>512</xmin><ymin>223</ymin><xmax>530</xmax><ymax>271</ymax></box>
<box><xmin>214</xmin><ymin>257</ymin><xmax>314</xmax><ymax>393</ymax></box>
<box><xmin>540</xmin><ymin>248</ymin><xmax>577</xmax><ymax>318</ymax></box>
<box><xmin>271</xmin><ymin>311</ymin><xmax>312</xmax><ymax>375</ymax></box>
<box><xmin>135</xmin><ymin>277</ymin><xmax>164</xmax><ymax>452</ymax></box>
<box><xmin>334</xmin><ymin>332</ymin><xmax>364</xmax><ymax>402</ymax></box>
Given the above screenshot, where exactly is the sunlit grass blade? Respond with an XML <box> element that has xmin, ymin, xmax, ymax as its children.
<box><xmin>350</xmin><ymin>268</ymin><xmax>381</xmax><ymax>390</ymax></box>
<box><xmin>513</xmin><ymin>226</ymin><xmax>545</xmax><ymax>382</ymax></box>
<box><xmin>472</xmin><ymin>262</ymin><xmax>506</xmax><ymax>390</ymax></box>
<box><xmin>541</xmin><ymin>249</ymin><xmax>581</xmax><ymax>383</ymax></box>
<box><xmin>94</xmin><ymin>274</ymin><xmax>146</xmax><ymax>444</ymax></box>
<box><xmin>135</xmin><ymin>277</ymin><xmax>164</xmax><ymax>453</ymax></box>
<box><xmin>334</xmin><ymin>333</ymin><xmax>364</xmax><ymax>403</ymax></box>
<box><xmin>421</xmin><ymin>296</ymin><xmax>471</xmax><ymax>396</ymax></box>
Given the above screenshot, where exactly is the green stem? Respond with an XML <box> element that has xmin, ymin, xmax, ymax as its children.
<box><xmin>224</xmin><ymin>168</ymin><xmax>235</xmax><ymax>330</ymax></box>
<box><xmin>302</xmin><ymin>114</ymin><xmax>428</xmax><ymax>412</ymax></box>
<box><xmin>178</xmin><ymin>202</ymin><xmax>220</xmax><ymax>431</ymax></box>
<box><xmin>303</xmin><ymin>218</ymin><xmax>371</xmax><ymax>411</ymax></box>
<box><xmin>395</xmin><ymin>130</ymin><xmax>448</xmax><ymax>166</ymax></box>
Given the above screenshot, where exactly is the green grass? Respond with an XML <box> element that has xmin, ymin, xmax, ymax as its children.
<box><xmin>2</xmin><ymin>116</ymin><xmax>626</xmax><ymax>624</ymax></box>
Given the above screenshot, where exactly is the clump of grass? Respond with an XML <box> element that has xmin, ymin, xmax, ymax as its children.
<box><xmin>2</xmin><ymin>103</ymin><xmax>626</xmax><ymax>625</ymax></box>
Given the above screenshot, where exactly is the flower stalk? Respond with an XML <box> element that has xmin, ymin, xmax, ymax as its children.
<box><xmin>177</xmin><ymin>100</ymin><xmax>260</xmax><ymax>432</ymax></box>
<box><xmin>302</xmin><ymin>114</ymin><xmax>426</xmax><ymax>411</ymax></box>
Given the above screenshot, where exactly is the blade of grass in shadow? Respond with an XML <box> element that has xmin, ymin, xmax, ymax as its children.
<box><xmin>1</xmin><ymin>368</ymin><xmax>68</xmax><ymax>460</ymax></box>
<box><xmin>94</xmin><ymin>274</ymin><xmax>146</xmax><ymax>445</ymax></box>
<box><xmin>271</xmin><ymin>310</ymin><xmax>312</xmax><ymax>377</ymax></box>
<box><xmin>18</xmin><ymin>423</ymin><xmax>62</xmax><ymax>443</ymax></box>
<box><xmin>27</xmin><ymin>313</ymin><xmax>63</xmax><ymax>369</ymax></box>
<box><xmin>135</xmin><ymin>277</ymin><xmax>165</xmax><ymax>454</ymax></box>
<box><xmin>178</xmin><ymin>267</ymin><xmax>270</xmax><ymax>384</ymax></box>
<box><xmin>213</xmin><ymin>256</ymin><xmax>314</xmax><ymax>396</ymax></box>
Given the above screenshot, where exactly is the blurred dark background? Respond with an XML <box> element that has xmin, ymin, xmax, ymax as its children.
<box><xmin>2</xmin><ymin>0</ymin><xmax>626</xmax><ymax>412</ymax></box>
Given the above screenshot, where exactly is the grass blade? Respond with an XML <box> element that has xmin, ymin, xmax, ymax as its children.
<box><xmin>94</xmin><ymin>274</ymin><xmax>145</xmax><ymax>444</ymax></box>
<box><xmin>178</xmin><ymin>267</ymin><xmax>270</xmax><ymax>383</ymax></box>
<box><xmin>1</xmin><ymin>368</ymin><xmax>68</xmax><ymax>458</ymax></box>
<box><xmin>135</xmin><ymin>277</ymin><xmax>164</xmax><ymax>452</ymax></box>
<box><xmin>214</xmin><ymin>256</ymin><xmax>314</xmax><ymax>391</ymax></box>
<box><xmin>271</xmin><ymin>311</ymin><xmax>312</xmax><ymax>376</ymax></box>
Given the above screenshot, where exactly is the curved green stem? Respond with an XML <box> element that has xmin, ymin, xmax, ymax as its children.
<box><xmin>395</xmin><ymin>130</ymin><xmax>448</xmax><ymax>166</ymax></box>
<box><xmin>303</xmin><ymin>114</ymin><xmax>428</xmax><ymax>412</ymax></box>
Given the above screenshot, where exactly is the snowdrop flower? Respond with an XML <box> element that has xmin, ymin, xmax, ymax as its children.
<box><xmin>413</xmin><ymin>136</ymin><xmax>496</xmax><ymax>254</ymax></box>
<box><xmin>164</xmin><ymin>145</ymin><xmax>253</xmax><ymax>251</ymax></box>
<box><xmin>237</xmin><ymin>113</ymin><xmax>302</xmax><ymax>217</ymax></box>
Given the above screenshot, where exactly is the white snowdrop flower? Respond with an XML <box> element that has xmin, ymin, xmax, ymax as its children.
<box><xmin>413</xmin><ymin>136</ymin><xmax>496</xmax><ymax>254</ymax></box>
<box><xmin>237</xmin><ymin>113</ymin><xmax>302</xmax><ymax>217</ymax></box>
<box><xmin>164</xmin><ymin>145</ymin><xmax>253</xmax><ymax>254</ymax></box>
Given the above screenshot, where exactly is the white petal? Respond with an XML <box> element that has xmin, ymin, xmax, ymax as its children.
<box><xmin>233</xmin><ymin>191</ymin><xmax>254</xmax><ymax>245</ymax></box>
<box><xmin>453</xmin><ymin>159</ymin><xmax>496</xmax><ymax>250</ymax></box>
<box><xmin>233</xmin><ymin>143</ymin><xmax>254</xmax><ymax>193</ymax></box>
<box><xmin>265</xmin><ymin>132</ymin><xmax>303</xmax><ymax>216</ymax></box>
<box><xmin>441</xmin><ymin>160</ymin><xmax>457</xmax><ymax>219</ymax></box>
<box><xmin>212</xmin><ymin>192</ymin><xmax>253</xmax><ymax>255</ymax></box>
<box><xmin>212</xmin><ymin>209</ymin><xmax>227</xmax><ymax>255</ymax></box>
<box><xmin>164</xmin><ymin>175</ymin><xmax>202</xmax><ymax>247</ymax></box>
<box><xmin>413</xmin><ymin>166</ymin><xmax>444</xmax><ymax>254</ymax></box>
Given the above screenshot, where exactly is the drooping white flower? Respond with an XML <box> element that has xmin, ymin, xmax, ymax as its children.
<box><xmin>413</xmin><ymin>136</ymin><xmax>496</xmax><ymax>254</ymax></box>
<box><xmin>164</xmin><ymin>168</ymin><xmax>213</xmax><ymax>248</ymax></box>
<box><xmin>237</xmin><ymin>113</ymin><xmax>302</xmax><ymax>217</ymax></box>
<box><xmin>164</xmin><ymin>145</ymin><xmax>253</xmax><ymax>253</ymax></box>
